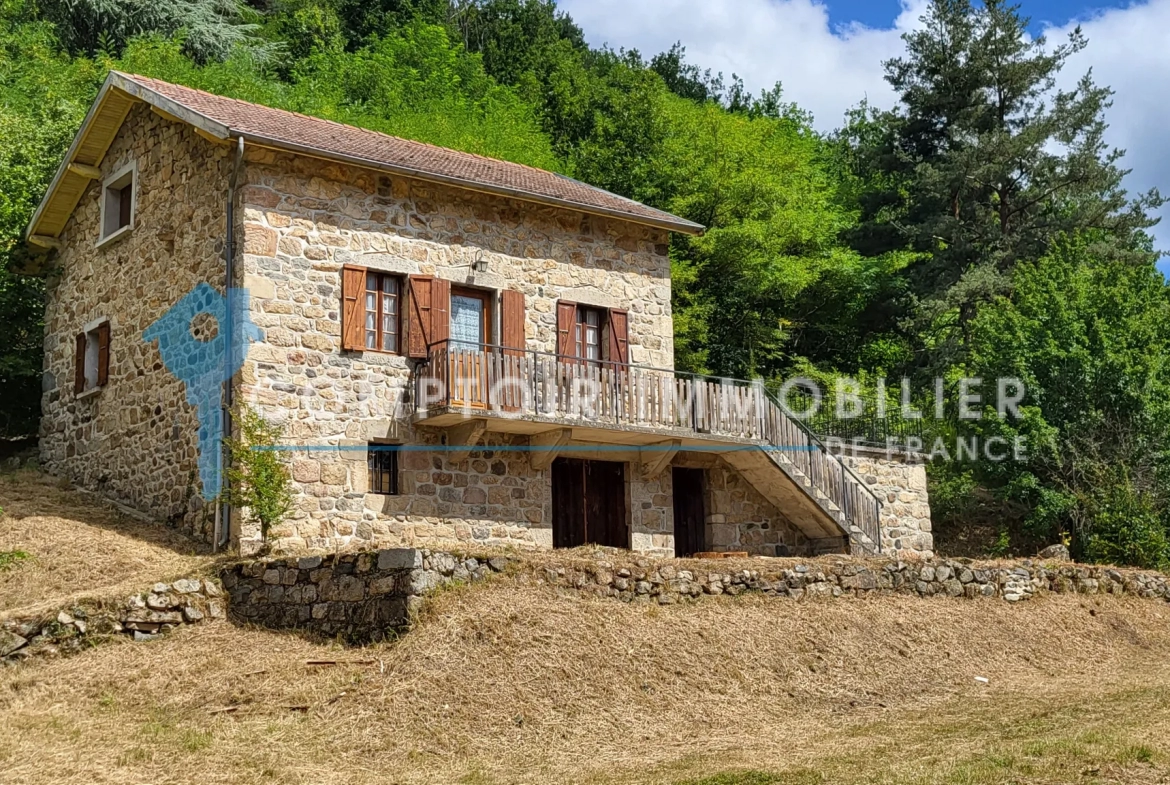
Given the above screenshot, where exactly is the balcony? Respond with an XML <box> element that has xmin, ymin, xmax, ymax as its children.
<box><xmin>412</xmin><ymin>341</ymin><xmax>883</xmax><ymax>553</ymax></box>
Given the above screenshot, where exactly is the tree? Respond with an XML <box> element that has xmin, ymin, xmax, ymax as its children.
<box><xmin>845</xmin><ymin>0</ymin><xmax>1163</xmax><ymax>368</ymax></box>
<box><xmin>952</xmin><ymin>234</ymin><xmax>1170</xmax><ymax>562</ymax></box>
<box><xmin>36</xmin><ymin>0</ymin><xmax>278</xmax><ymax>63</ymax></box>
<box><xmin>0</xmin><ymin>4</ymin><xmax>104</xmax><ymax>436</ymax></box>
<box><xmin>223</xmin><ymin>406</ymin><xmax>295</xmax><ymax>543</ymax></box>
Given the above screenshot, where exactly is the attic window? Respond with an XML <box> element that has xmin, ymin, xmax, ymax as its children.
<box><xmin>98</xmin><ymin>162</ymin><xmax>136</xmax><ymax>245</ymax></box>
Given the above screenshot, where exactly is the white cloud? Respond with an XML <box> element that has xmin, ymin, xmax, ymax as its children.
<box><xmin>559</xmin><ymin>0</ymin><xmax>1170</xmax><ymax>259</ymax></box>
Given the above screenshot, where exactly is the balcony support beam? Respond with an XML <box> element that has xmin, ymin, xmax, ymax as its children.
<box><xmin>640</xmin><ymin>439</ymin><xmax>681</xmax><ymax>480</ymax></box>
<box><xmin>444</xmin><ymin>418</ymin><xmax>487</xmax><ymax>463</ymax></box>
<box><xmin>529</xmin><ymin>428</ymin><xmax>573</xmax><ymax>471</ymax></box>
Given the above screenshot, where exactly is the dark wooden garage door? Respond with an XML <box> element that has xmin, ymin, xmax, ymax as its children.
<box><xmin>552</xmin><ymin>458</ymin><xmax>627</xmax><ymax>548</ymax></box>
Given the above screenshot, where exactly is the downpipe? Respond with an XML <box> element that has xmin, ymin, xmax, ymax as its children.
<box><xmin>214</xmin><ymin>136</ymin><xmax>245</xmax><ymax>552</ymax></box>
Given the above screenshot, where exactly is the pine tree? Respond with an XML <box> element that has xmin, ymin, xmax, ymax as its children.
<box><xmin>847</xmin><ymin>0</ymin><xmax>1163</xmax><ymax>364</ymax></box>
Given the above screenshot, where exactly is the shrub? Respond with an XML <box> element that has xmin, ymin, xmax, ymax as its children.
<box><xmin>222</xmin><ymin>406</ymin><xmax>294</xmax><ymax>543</ymax></box>
<box><xmin>1083</xmin><ymin>482</ymin><xmax>1170</xmax><ymax>570</ymax></box>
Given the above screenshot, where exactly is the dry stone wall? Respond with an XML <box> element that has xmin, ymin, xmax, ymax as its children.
<box><xmin>39</xmin><ymin>103</ymin><xmax>234</xmax><ymax>541</ymax></box>
<box><xmin>221</xmin><ymin>548</ymin><xmax>509</xmax><ymax>642</ymax></box>
<box><xmin>1</xmin><ymin>576</ymin><xmax>225</xmax><ymax>666</ymax></box>
<box><xmin>223</xmin><ymin>548</ymin><xmax>1170</xmax><ymax>645</ymax></box>
<box><xmin>518</xmin><ymin>553</ymin><xmax>1170</xmax><ymax>605</ymax></box>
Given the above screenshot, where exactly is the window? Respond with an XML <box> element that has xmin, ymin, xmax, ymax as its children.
<box><xmin>364</xmin><ymin>272</ymin><xmax>401</xmax><ymax>352</ymax></box>
<box><xmin>557</xmin><ymin>301</ymin><xmax>628</xmax><ymax>366</ymax></box>
<box><xmin>98</xmin><ymin>162</ymin><xmax>136</xmax><ymax>244</ymax></box>
<box><xmin>74</xmin><ymin>319</ymin><xmax>111</xmax><ymax>396</ymax></box>
<box><xmin>450</xmin><ymin>287</ymin><xmax>492</xmax><ymax>350</ymax></box>
<box><xmin>368</xmin><ymin>444</ymin><xmax>400</xmax><ymax>495</ymax></box>
<box><xmin>575</xmin><ymin>306</ymin><xmax>604</xmax><ymax>362</ymax></box>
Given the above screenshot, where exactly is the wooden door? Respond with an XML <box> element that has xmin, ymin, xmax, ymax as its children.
<box><xmin>552</xmin><ymin>458</ymin><xmax>587</xmax><ymax>549</ymax></box>
<box><xmin>448</xmin><ymin>287</ymin><xmax>492</xmax><ymax>408</ymax></box>
<box><xmin>552</xmin><ymin>458</ymin><xmax>628</xmax><ymax>549</ymax></box>
<box><xmin>672</xmin><ymin>467</ymin><xmax>706</xmax><ymax>557</ymax></box>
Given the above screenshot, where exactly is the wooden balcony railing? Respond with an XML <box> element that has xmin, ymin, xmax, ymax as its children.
<box><xmin>415</xmin><ymin>341</ymin><xmax>882</xmax><ymax>552</ymax></box>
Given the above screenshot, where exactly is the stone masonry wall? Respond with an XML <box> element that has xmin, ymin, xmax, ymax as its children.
<box><xmin>221</xmin><ymin>548</ymin><xmax>509</xmax><ymax>642</ymax></box>
<box><xmin>839</xmin><ymin>448</ymin><xmax>933</xmax><ymax>558</ymax></box>
<box><xmin>235</xmin><ymin>147</ymin><xmax>679</xmax><ymax>553</ymax></box>
<box><xmin>223</xmin><ymin>548</ymin><xmax>1170</xmax><ymax>647</ymax></box>
<box><xmin>1</xmin><ymin>576</ymin><xmax>225</xmax><ymax>666</ymax></box>
<box><xmin>39</xmin><ymin>103</ymin><xmax>234</xmax><ymax>541</ymax></box>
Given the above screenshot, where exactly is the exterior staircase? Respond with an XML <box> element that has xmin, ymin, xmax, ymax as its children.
<box><xmin>415</xmin><ymin>342</ymin><xmax>883</xmax><ymax>554</ymax></box>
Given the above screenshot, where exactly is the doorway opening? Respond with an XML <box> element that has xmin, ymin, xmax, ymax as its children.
<box><xmin>552</xmin><ymin>458</ymin><xmax>628</xmax><ymax>548</ymax></box>
<box><xmin>672</xmin><ymin>467</ymin><xmax>706</xmax><ymax>557</ymax></box>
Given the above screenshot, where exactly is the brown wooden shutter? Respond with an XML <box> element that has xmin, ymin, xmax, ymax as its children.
<box><xmin>341</xmin><ymin>265</ymin><xmax>367</xmax><ymax>351</ymax></box>
<box><xmin>431</xmin><ymin>277</ymin><xmax>450</xmax><ymax>346</ymax></box>
<box><xmin>407</xmin><ymin>275</ymin><xmax>433</xmax><ymax>358</ymax></box>
<box><xmin>556</xmin><ymin>300</ymin><xmax>576</xmax><ymax>360</ymax></box>
<box><xmin>74</xmin><ymin>333</ymin><xmax>86</xmax><ymax>395</ymax></box>
<box><xmin>96</xmin><ymin>322</ymin><xmax>111</xmax><ymax>386</ymax></box>
<box><xmin>608</xmin><ymin>309</ymin><xmax>630</xmax><ymax>365</ymax></box>
<box><xmin>500</xmin><ymin>290</ymin><xmax>526</xmax><ymax>357</ymax></box>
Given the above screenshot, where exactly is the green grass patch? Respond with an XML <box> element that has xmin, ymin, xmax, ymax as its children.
<box><xmin>0</xmin><ymin>549</ymin><xmax>31</xmax><ymax>571</ymax></box>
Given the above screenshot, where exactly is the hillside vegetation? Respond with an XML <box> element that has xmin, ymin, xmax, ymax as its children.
<box><xmin>1</xmin><ymin>0</ymin><xmax>1168</xmax><ymax>565</ymax></box>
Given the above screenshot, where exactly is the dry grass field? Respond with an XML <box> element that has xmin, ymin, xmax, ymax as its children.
<box><xmin>0</xmin><ymin>471</ymin><xmax>215</xmax><ymax>617</ymax></box>
<box><xmin>4</xmin><ymin>470</ymin><xmax>1170</xmax><ymax>784</ymax></box>
<box><xmin>3</xmin><ymin>584</ymin><xmax>1170</xmax><ymax>784</ymax></box>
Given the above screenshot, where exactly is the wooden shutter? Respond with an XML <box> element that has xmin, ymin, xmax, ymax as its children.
<box><xmin>408</xmin><ymin>275</ymin><xmax>433</xmax><ymax>358</ymax></box>
<box><xmin>96</xmin><ymin>322</ymin><xmax>111</xmax><ymax>386</ymax></box>
<box><xmin>431</xmin><ymin>277</ymin><xmax>451</xmax><ymax>346</ymax></box>
<box><xmin>341</xmin><ymin>266</ymin><xmax>367</xmax><ymax>351</ymax></box>
<box><xmin>74</xmin><ymin>333</ymin><xmax>86</xmax><ymax>395</ymax></box>
<box><xmin>500</xmin><ymin>290</ymin><xmax>526</xmax><ymax>357</ymax></box>
<box><xmin>556</xmin><ymin>300</ymin><xmax>577</xmax><ymax>360</ymax></box>
<box><xmin>608</xmin><ymin>309</ymin><xmax>630</xmax><ymax>365</ymax></box>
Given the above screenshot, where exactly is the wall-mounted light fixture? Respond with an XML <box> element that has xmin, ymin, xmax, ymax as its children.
<box><xmin>470</xmin><ymin>249</ymin><xmax>489</xmax><ymax>273</ymax></box>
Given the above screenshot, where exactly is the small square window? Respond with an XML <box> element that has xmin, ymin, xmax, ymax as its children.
<box><xmin>368</xmin><ymin>444</ymin><xmax>400</xmax><ymax>495</ymax></box>
<box><xmin>98</xmin><ymin>162</ymin><xmax>136</xmax><ymax>244</ymax></box>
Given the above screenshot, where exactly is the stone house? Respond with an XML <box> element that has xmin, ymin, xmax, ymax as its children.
<box><xmin>26</xmin><ymin>72</ymin><xmax>932</xmax><ymax>558</ymax></box>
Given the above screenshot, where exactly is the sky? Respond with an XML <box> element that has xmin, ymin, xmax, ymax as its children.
<box><xmin>558</xmin><ymin>0</ymin><xmax>1170</xmax><ymax>275</ymax></box>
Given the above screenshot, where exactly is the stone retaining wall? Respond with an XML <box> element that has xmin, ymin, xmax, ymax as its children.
<box><xmin>0</xmin><ymin>576</ymin><xmax>224</xmax><ymax>665</ymax></box>
<box><xmin>536</xmin><ymin>554</ymin><xmax>1170</xmax><ymax>604</ymax></box>
<box><xmin>220</xmin><ymin>548</ymin><xmax>509</xmax><ymax>642</ymax></box>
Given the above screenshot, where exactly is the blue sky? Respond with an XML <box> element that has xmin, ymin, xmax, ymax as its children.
<box><xmin>823</xmin><ymin>0</ymin><xmax>1132</xmax><ymax>30</ymax></box>
<box><xmin>561</xmin><ymin>0</ymin><xmax>1170</xmax><ymax>276</ymax></box>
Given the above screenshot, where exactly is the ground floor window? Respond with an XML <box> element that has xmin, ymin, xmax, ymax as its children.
<box><xmin>368</xmin><ymin>444</ymin><xmax>400</xmax><ymax>495</ymax></box>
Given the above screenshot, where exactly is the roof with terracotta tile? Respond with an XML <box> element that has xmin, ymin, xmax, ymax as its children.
<box><xmin>27</xmin><ymin>72</ymin><xmax>703</xmax><ymax>244</ymax></box>
<box><xmin>152</xmin><ymin>73</ymin><xmax>709</xmax><ymax>235</ymax></box>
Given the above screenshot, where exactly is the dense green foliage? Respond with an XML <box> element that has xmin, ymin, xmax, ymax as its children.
<box><xmin>0</xmin><ymin>0</ymin><xmax>1166</xmax><ymax>565</ymax></box>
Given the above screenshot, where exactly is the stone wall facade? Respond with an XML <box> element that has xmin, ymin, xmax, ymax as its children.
<box><xmin>839</xmin><ymin>448</ymin><xmax>933</xmax><ymax>558</ymax></box>
<box><xmin>39</xmin><ymin>103</ymin><xmax>234</xmax><ymax>541</ymax></box>
<box><xmin>234</xmin><ymin>147</ymin><xmax>691</xmax><ymax>555</ymax></box>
